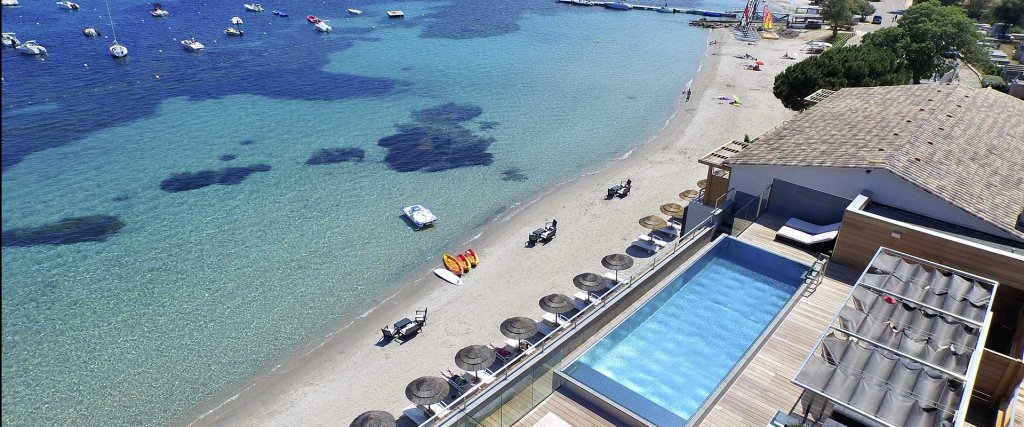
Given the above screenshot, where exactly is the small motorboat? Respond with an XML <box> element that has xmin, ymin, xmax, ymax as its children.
<box><xmin>386</xmin><ymin>10</ymin><xmax>404</xmax><ymax>18</ymax></box>
<box><xmin>56</xmin><ymin>1</ymin><xmax>80</xmax><ymax>10</ymax></box>
<box><xmin>109</xmin><ymin>41</ymin><xmax>127</xmax><ymax>58</ymax></box>
<box><xmin>16</xmin><ymin>40</ymin><xmax>47</xmax><ymax>55</ymax></box>
<box><xmin>180</xmin><ymin>37</ymin><xmax>204</xmax><ymax>51</ymax></box>
<box><xmin>314</xmin><ymin>20</ymin><xmax>332</xmax><ymax>32</ymax></box>
<box><xmin>604</xmin><ymin>2</ymin><xmax>631</xmax><ymax>10</ymax></box>
<box><xmin>231</xmin><ymin>16</ymin><xmax>244</xmax><ymax>24</ymax></box>
<box><xmin>243</xmin><ymin>3</ymin><xmax>263</xmax><ymax>12</ymax></box>
<box><xmin>272</xmin><ymin>10</ymin><xmax>288</xmax><ymax>17</ymax></box>
<box><xmin>306</xmin><ymin>15</ymin><xmax>321</xmax><ymax>24</ymax></box>
<box><xmin>150</xmin><ymin>3</ymin><xmax>169</xmax><ymax>17</ymax></box>
<box><xmin>657</xmin><ymin>5</ymin><xmax>673</xmax><ymax>13</ymax></box>
<box><xmin>403</xmin><ymin>205</ymin><xmax>438</xmax><ymax>229</ymax></box>
<box><xmin>2</xmin><ymin>0</ymin><xmax>20</xmax><ymax>7</ymax></box>
<box><xmin>346</xmin><ymin>8</ymin><xmax>362</xmax><ymax>15</ymax></box>
<box><xmin>224</xmin><ymin>27</ymin><xmax>244</xmax><ymax>36</ymax></box>
<box><xmin>3</xmin><ymin>32</ymin><xmax>20</xmax><ymax>47</ymax></box>
<box><xmin>83</xmin><ymin>26</ymin><xmax>99</xmax><ymax>37</ymax></box>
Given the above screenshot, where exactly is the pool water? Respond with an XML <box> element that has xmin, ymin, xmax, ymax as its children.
<box><xmin>564</xmin><ymin>237</ymin><xmax>807</xmax><ymax>426</ymax></box>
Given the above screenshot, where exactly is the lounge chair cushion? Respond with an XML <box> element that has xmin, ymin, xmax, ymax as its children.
<box><xmin>784</xmin><ymin>218</ymin><xmax>841</xmax><ymax>235</ymax></box>
<box><xmin>776</xmin><ymin>226</ymin><xmax>839</xmax><ymax>245</ymax></box>
<box><xmin>632</xmin><ymin>239</ymin><xmax>658</xmax><ymax>253</ymax></box>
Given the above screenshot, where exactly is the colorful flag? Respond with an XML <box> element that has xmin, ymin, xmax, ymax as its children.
<box><xmin>742</xmin><ymin>1</ymin><xmax>751</xmax><ymax>23</ymax></box>
<box><xmin>763</xmin><ymin>7</ymin><xmax>774</xmax><ymax>30</ymax></box>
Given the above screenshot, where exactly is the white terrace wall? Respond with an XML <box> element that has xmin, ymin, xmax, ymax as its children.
<box><xmin>727</xmin><ymin>164</ymin><xmax>1015</xmax><ymax>239</ymax></box>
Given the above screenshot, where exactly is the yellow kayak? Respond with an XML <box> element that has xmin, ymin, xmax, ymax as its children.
<box><xmin>443</xmin><ymin>253</ymin><xmax>463</xmax><ymax>276</ymax></box>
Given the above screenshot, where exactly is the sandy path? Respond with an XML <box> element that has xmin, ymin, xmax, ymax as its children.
<box><xmin>188</xmin><ymin>27</ymin><xmax>818</xmax><ymax>427</ymax></box>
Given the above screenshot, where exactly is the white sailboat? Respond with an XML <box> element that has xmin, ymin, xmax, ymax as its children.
<box><xmin>104</xmin><ymin>0</ymin><xmax>128</xmax><ymax>58</ymax></box>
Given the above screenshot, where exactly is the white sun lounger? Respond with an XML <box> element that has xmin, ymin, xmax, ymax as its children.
<box><xmin>784</xmin><ymin>218</ymin><xmax>841</xmax><ymax>235</ymax></box>
<box><xmin>658</xmin><ymin>225</ymin><xmax>680</xmax><ymax>238</ymax></box>
<box><xmin>602</xmin><ymin>271</ymin><xmax>621</xmax><ymax>288</ymax></box>
<box><xmin>632</xmin><ymin>239</ymin><xmax>658</xmax><ymax>253</ymax></box>
<box><xmin>638</xmin><ymin>234</ymin><xmax>666</xmax><ymax>248</ymax></box>
<box><xmin>776</xmin><ymin>226</ymin><xmax>839</xmax><ymax>245</ymax></box>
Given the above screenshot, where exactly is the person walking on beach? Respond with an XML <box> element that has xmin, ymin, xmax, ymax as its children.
<box><xmin>685</xmin><ymin>89</ymin><xmax>691</xmax><ymax>102</ymax></box>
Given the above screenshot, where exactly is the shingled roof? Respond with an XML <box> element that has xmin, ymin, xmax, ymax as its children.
<box><xmin>727</xmin><ymin>85</ymin><xmax>1024</xmax><ymax>240</ymax></box>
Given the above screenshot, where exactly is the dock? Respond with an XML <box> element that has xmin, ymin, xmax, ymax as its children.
<box><xmin>556</xmin><ymin>0</ymin><xmax>742</xmax><ymax>18</ymax></box>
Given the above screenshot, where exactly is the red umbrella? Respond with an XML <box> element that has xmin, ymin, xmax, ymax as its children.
<box><xmin>755</xmin><ymin>60</ymin><xmax>765</xmax><ymax>65</ymax></box>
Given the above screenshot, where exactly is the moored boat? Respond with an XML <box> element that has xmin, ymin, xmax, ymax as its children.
<box><xmin>109</xmin><ymin>41</ymin><xmax>127</xmax><ymax>58</ymax></box>
<box><xmin>386</xmin><ymin>10</ymin><xmax>404</xmax><ymax>18</ymax></box>
<box><xmin>83</xmin><ymin>26</ymin><xmax>99</xmax><ymax>37</ymax></box>
<box><xmin>403</xmin><ymin>204</ymin><xmax>438</xmax><ymax>229</ymax></box>
<box><xmin>231</xmin><ymin>16</ymin><xmax>244</xmax><ymax>24</ymax></box>
<box><xmin>272</xmin><ymin>10</ymin><xmax>287</xmax><ymax>16</ymax></box>
<box><xmin>16</xmin><ymin>40</ymin><xmax>46</xmax><ymax>55</ymax></box>
<box><xmin>306</xmin><ymin>15</ymin><xmax>321</xmax><ymax>24</ymax></box>
<box><xmin>150</xmin><ymin>3</ymin><xmax>169</xmax><ymax>17</ymax></box>
<box><xmin>2</xmin><ymin>0</ymin><xmax>20</xmax><ymax>7</ymax></box>
<box><xmin>346</xmin><ymin>8</ymin><xmax>362</xmax><ymax>15</ymax></box>
<box><xmin>1</xmin><ymin>32</ymin><xmax>19</xmax><ymax>47</ymax></box>
<box><xmin>657</xmin><ymin>5</ymin><xmax>673</xmax><ymax>13</ymax></box>
<box><xmin>314</xmin><ymin>20</ymin><xmax>332</xmax><ymax>32</ymax></box>
<box><xmin>180</xmin><ymin>37</ymin><xmax>204</xmax><ymax>51</ymax></box>
<box><xmin>243</xmin><ymin>3</ymin><xmax>263</xmax><ymax>12</ymax></box>
<box><xmin>224</xmin><ymin>27</ymin><xmax>244</xmax><ymax>36</ymax></box>
<box><xmin>56</xmin><ymin>1</ymin><xmax>80</xmax><ymax>10</ymax></box>
<box><xmin>604</xmin><ymin>1</ymin><xmax>631</xmax><ymax>10</ymax></box>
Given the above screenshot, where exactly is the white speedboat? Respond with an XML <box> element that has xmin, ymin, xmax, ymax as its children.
<box><xmin>2</xmin><ymin>32</ymin><xmax>19</xmax><ymax>47</ymax></box>
<box><xmin>231</xmin><ymin>16</ymin><xmax>244</xmax><ymax>24</ymax></box>
<box><xmin>387</xmin><ymin>10</ymin><xmax>404</xmax><ymax>18</ymax></box>
<box><xmin>2</xmin><ymin>0</ymin><xmax>20</xmax><ymax>7</ymax></box>
<box><xmin>109</xmin><ymin>41</ymin><xmax>127</xmax><ymax>57</ymax></box>
<box><xmin>347</xmin><ymin>8</ymin><xmax>362</xmax><ymax>15</ymax></box>
<box><xmin>315</xmin><ymin>20</ymin><xmax>332</xmax><ymax>32</ymax></box>
<box><xmin>56</xmin><ymin>1</ymin><xmax>80</xmax><ymax>10</ymax></box>
<box><xmin>16</xmin><ymin>40</ymin><xmax>46</xmax><ymax>55</ymax></box>
<box><xmin>180</xmin><ymin>37</ymin><xmax>204</xmax><ymax>51</ymax></box>
<box><xmin>243</xmin><ymin>3</ymin><xmax>263</xmax><ymax>12</ymax></box>
<box><xmin>403</xmin><ymin>205</ymin><xmax>438</xmax><ymax>229</ymax></box>
<box><xmin>224</xmin><ymin>27</ymin><xmax>244</xmax><ymax>36</ymax></box>
<box><xmin>83</xmin><ymin>26</ymin><xmax>99</xmax><ymax>37</ymax></box>
<box><xmin>150</xmin><ymin>7</ymin><xmax>169</xmax><ymax>17</ymax></box>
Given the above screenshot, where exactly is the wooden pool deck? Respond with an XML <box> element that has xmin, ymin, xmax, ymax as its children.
<box><xmin>513</xmin><ymin>214</ymin><xmax>860</xmax><ymax>427</ymax></box>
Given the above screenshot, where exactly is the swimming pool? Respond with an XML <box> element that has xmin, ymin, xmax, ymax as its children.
<box><xmin>563</xmin><ymin>237</ymin><xmax>808</xmax><ymax>426</ymax></box>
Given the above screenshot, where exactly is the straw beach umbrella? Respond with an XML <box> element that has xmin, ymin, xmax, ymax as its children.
<box><xmin>573</xmin><ymin>272</ymin><xmax>609</xmax><ymax>302</ymax></box>
<box><xmin>455</xmin><ymin>345</ymin><xmax>496</xmax><ymax>379</ymax></box>
<box><xmin>539</xmin><ymin>294</ymin><xmax>574</xmax><ymax>325</ymax></box>
<box><xmin>602</xmin><ymin>253</ymin><xmax>634</xmax><ymax>284</ymax></box>
<box><xmin>660</xmin><ymin>203</ymin><xmax>685</xmax><ymax>218</ymax></box>
<box><xmin>350</xmin><ymin>411</ymin><xmax>396</xmax><ymax>427</ymax></box>
<box><xmin>639</xmin><ymin>215</ymin><xmax>669</xmax><ymax>231</ymax></box>
<box><xmin>500</xmin><ymin>317</ymin><xmax>538</xmax><ymax>349</ymax></box>
<box><xmin>679</xmin><ymin>189</ymin><xmax>699</xmax><ymax>201</ymax></box>
<box><xmin>405</xmin><ymin>376</ymin><xmax>450</xmax><ymax>406</ymax></box>
<box><xmin>697</xmin><ymin>179</ymin><xmax>708</xmax><ymax>189</ymax></box>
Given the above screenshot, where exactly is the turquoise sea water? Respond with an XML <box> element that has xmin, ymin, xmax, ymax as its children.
<box><xmin>2</xmin><ymin>0</ymin><xmax>735</xmax><ymax>424</ymax></box>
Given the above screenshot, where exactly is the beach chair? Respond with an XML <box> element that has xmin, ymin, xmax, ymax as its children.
<box><xmin>783</xmin><ymin>218</ymin><xmax>841</xmax><ymax>235</ymax></box>
<box><xmin>442</xmin><ymin>369</ymin><xmax>473</xmax><ymax>394</ymax></box>
<box><xmin>490</xmin><ymin>343</ymin><xmax>518</xmax><ymax>362</ymax></box>
<box><xmin>415</xmin><ymin>307</ymin><xmax>428</xmax><ymax>325</ymax></box>
<box><xmin>632</xmin><ymin>239</ymin><xmax>659</xmax><ymax>254</ymax></box>
<box><xmin>775</xmin><ymin>226</ymin><xmax>839</xmax><ymax>246</ymax></box>
<box><xmin>602</xmin><ymin>271</ymin><xmax>620</xmax><ymax>288</ymax></box>
<box><xmin>529</xmin><ymin>220</ymin><xmax>557</xmax><ymax>244</ymax></box>
<box><xmin>381</xmin><ymin>326</ymin><xmax>398</xmax><ymax>341</ymax></box>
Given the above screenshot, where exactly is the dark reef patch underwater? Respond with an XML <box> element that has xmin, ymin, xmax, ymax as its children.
<box><xmin>2</xmin><ymin>215</ymin><xmax>126</xmax><ymax>247</ymax></box>
<box><xmin>305</xmin><ymin>148</ymin><xmax>366</xmax><ymax>165</ymax></box>
<box><xmin>501</xmin><ymin>167</ymin><xmax>528</xmax><ymax>182</ymax></box>
<box><xmin>160</xmin><ymin>164</ymin><xmax>272</xmax><ymax>193</ymax></box>
<box><xmin>377</xmin><ymin>103</ymin><xmax>494</xmax><ymax>172</ymax></box>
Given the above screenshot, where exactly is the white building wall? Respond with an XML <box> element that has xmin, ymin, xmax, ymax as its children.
<box><xmin>729</xmin><ymin>164</ymin><xmax>1015</xmax><ymax>238</ymax></box>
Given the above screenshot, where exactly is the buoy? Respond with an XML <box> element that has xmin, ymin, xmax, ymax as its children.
<box><xmin>83</xmin><ymin>63</ymin><xmax>88</xmax><ymax>67</ymax></box>
<box><xmin>154</xmin><ymin>74</ymin><xmax>160</xmax><ymax>79</ymax></box>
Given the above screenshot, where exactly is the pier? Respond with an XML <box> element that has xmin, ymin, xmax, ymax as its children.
<box><xmin>555</xmin><ymin>0</ymin><xmax>790</xmax><ymax>21</ymax></box>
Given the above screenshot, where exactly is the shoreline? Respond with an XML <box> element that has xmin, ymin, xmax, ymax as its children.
<box><xmin>185</xmin><ymin>26</ymin><xmax>816</xmax><ymax>426</ymax></box>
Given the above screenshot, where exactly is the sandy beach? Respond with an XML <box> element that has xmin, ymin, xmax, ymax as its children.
<box><xmin>189</xmin><ymin>20</ymin><xmax>830</xmax><ymax>427</ymax></box>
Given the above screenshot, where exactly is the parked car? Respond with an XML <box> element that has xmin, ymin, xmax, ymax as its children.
<box><xmin>872</xmin><ymin>15</ymin><xmax>883</xmax><ymax>24</ymax></box>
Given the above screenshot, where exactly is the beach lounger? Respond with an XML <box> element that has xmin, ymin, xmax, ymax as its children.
<box><xmin>490</xmin><ymin>343</ymin><xmax>518</xmax><ymax>362</ymax></box>
<box><xmin>776</xmin><ymin>226</ymin><xmax>839</xmax><ymax>246</ymax></box>
<box><xmin>657</xmin><ymin>225</ymin><xmax>680</xmax><ymax>238</ymax></box>
<box><xmin>638</xmin><ymin>234</ymin><xmax>667</xmax><ymax>248</ymax></box>
<box><xmin>542</xmin><ymin>312</ymin><xmax>562</xmax><ymax>326</ymax></box>
<box><xmin>402</xmin><ymin>405</ymin><xmax>430</xmax><ymax>425</ymax></box>
<box><xmin>632</xmin><ymin>239</ymin><xmax>659</xmax><ymax>254</ymax></box>
<box><xmin>602</xmin><ymin>272</ymin><xmax>620</xmax><ymax>288</ymax></box>
<box><xmin>537</xmin><ymin>320</ymin><xmax>555</xmax><ymax>336</ymax></box>
<box><xmin>529</xmin><ymin>220</ymin><xmax>557</xmax><ymax>244</ymax></box>
<box><xmin>606</xmin><ymin>179</ymin><xmax>632</xmax><ymax>199</ymax></box>
<box><xmin>442</xmin><ymin>369</ymin><xmax>474</xmax><ymax>394</ymax></box>
<box><xmin>784</xmin><ymin>218</ymin><xmax>841</xmax><ymax>235</ymax></box>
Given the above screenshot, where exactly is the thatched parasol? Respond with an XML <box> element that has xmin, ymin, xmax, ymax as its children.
<box><xmin>500</xmin><ymin>317</ymin><xmax>538</xmax><ymax>348</ymax></box>
<box><xmin>455</xmin><ymin>345</ymin><xmax>496</xmax><ymax>376</ymax></box>
<box><xmin>350</xmin><ymin>411</ymin><xmax>396</xmax><ymax>427</ymax></box>
<box><xmin>660</xmin><ymin>203</ymin><xmax>686</xmax><ymax>218</ymax></box>
<box><xmin>405</xmin><ymin>376</ymin><xmax>450</xmax><ymax>405</ymax></box>
<box><xmin>639</xmin><ymin>215</ymin><xmax>669</xmax><ymax>230</ymax></box>
<box><xmin>602</xmin><ymin>253</ymin><xmax>634</xmax><ymax>284</ymax></box>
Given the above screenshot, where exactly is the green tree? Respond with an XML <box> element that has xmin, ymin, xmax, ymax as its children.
<box><xmin>821</xmin><ymin>0</ymin><xmax>854</xmax><ymax>37</ymax></box>
<box><xmin>864</xmin><ymin>1</ymin><xmax>981</xmax><ymax>83</ymax></box>
<box><xmin>856</xmin><ymin>0</ymin><xmax>877</xmax><ymax>17</ymax></box>
<box><xmin>964</xmin><ymin>0</ymin><xmax>994</xmax><ymax>20</ymax></box>
<box><xmin>993</xmin><ymin>0</ymin><xmax>1024</xmax><ymax>27</ymax></box>
<box><xmin>773</xmin><ymin>45</ymin><xmax>911</xmax><ymax>110</ymax></box>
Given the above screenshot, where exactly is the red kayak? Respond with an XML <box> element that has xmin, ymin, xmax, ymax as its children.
<box><xmin>306</xmin><ymin>15</ymin><xmax>322</xmax><ymax>24</ymax></box>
